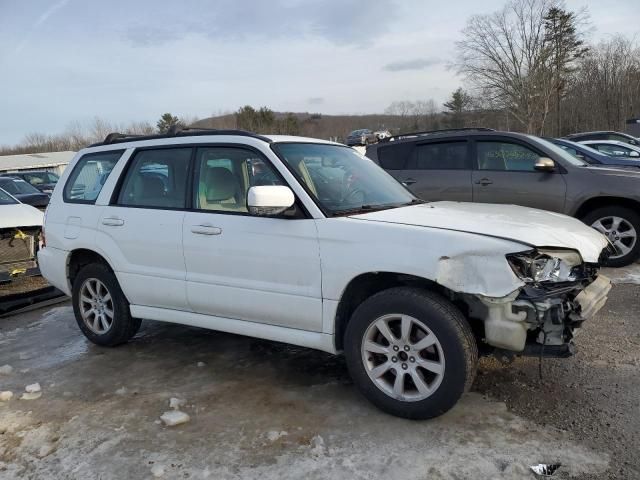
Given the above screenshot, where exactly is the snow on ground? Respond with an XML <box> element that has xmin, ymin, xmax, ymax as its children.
<box><xmin>602</xmin><ymin>263</ymin><xmax>640</xmax><ymax>285</ymax></box>
<box><xmin>0</xmin><ymin>304</ymin><xmax>611</xmax><ymax>479</ymax></box>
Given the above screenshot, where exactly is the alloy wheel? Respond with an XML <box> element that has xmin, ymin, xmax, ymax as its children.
<box><xmin>591</xmin><ymin>215</ymin><xmax>637</xmax><ymax>259</ymax></box>
<box><xmin>361</xmin><ymin>314</ymin><xmax>445</xmax><ymax>402</ymax></box>
<box><xmin>79</xmin><ymin>278</ymin><xmax>114</xmax><ymax>334</ymax></box>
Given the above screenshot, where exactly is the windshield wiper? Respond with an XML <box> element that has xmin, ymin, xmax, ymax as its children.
<box><xmin>331</xmin><ymin>199</ymin><xmax>424</xmax><ymax>216</ymax></box>
<box><xmin>331</xmin><ymin>204</ymin><xmax>395</xmax><ymax>216</ymax></box>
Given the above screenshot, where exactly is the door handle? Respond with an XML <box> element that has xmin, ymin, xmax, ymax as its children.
<box><xmin>191</xmin><ymin>224</ymin><xmax>222</xmax><ymax>236</ymax></box>
<box><xmin>101</xmin><ymin>217</ymin><xmax>124</xmax><ymax>226</ymax></box>
<box><xmin>402</xmin><ymin>178</ymin><xmax>417</xmax><ymax>186</ymax></box>
<box><xmin>475</xmin><ymin>178</ymin><xmax>493</xmax><ymax>186</ymax></box>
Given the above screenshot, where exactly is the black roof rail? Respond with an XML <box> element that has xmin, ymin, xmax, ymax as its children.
<box><xmin>380</xmin><ymin>127</ymin><xmax>496</xmax><ymax>143</ymax></box>
<box><xmin>90</xmin><ymin>127</ymin><xmax>273</xmax><ymax>147</ymax></box>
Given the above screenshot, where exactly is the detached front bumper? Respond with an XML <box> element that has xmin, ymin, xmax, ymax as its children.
<box><xmin>469</xmin><ymin>274</ymin><xmax>611</xmax><ymax>354</ymax></box>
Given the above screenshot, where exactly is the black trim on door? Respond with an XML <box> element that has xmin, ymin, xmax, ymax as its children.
<box><xmin>108</xmin><ymin>142</ymin><xmax>311</xmax><ymax>219</ymax></box>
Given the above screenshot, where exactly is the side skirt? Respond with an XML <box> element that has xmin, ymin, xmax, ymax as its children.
<box><xmin>129</xmin><ymin>305</ymin><xmax>337</xmax><ymax>354</ymax></box>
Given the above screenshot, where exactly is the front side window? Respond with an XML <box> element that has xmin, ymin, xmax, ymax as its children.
<box><xmin>117</xmin><ymin>148</ymin><xmax>191</xmax><ymax>208</ymax></box>
<box><xmin>477</xmin><ymin>141</ymin><xmax>541</xmax><ymax>171</ymax></box>
<box><xmin>194</xmin><ymin>147</ymin><xmax>284</xmax><ymax>213</ymax></box>
<box><xmin>0</xmin><ymin>188</ymin><xmax>18</xmax><ymax>205</ymax></box>
<box><xmin>273</xmin><ymin>143</ymin><xmax>415</xmax><ymax>215</ymax></box>
<box><xmin>410</xmin><ymin>141</ymin><xmax>469</xmax><ymax>170</ymax></box>
<box><xmin>64</xmin><ymin>151</ymin><xmax>123</xmax><ymax>203</ymax></box>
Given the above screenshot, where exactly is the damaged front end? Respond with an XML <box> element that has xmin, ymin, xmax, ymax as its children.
<box><xmin>466</xmin><ymin>248</ymin><xmax>612</xmax><ymax>357</ymax></box>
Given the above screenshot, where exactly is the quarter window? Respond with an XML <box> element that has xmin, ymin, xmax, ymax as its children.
<box><xmin>477</xmin><ymin>142</ymin><xmax>541</xmax><ymax>171</ymax></box>
<box><xmin>193</xmin><ymin>147</ymin><xmax>284</xmax><ymax>213</ymax></box>
<box><xmin>410</xmin><ymin>141</ymin><xmax>469</xmax><ymax>169</ymax></box>
<box><xmin>64</xmin><ymin>151</ymin><xmax>123</xmax><ymax>203</ymax></box>
<box><xmin>117</xmin><ymin>148</ymin><xmax>191</xmax><ymax>208</ymax></box>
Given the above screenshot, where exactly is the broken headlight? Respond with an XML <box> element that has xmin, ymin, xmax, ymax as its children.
<box><xmin>506</xmin><ymin>249</ymin><xmax>582</xmax><ymax>283</ymax></box>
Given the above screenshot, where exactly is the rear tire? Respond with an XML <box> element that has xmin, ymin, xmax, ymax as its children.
<box><xmin>344</xmin><ymin>287</ymin><xmax>477</xmax><ymax>419</ymax></box>
<box><xmin>72</xmin><ymin>263</ymin><xmax>141</xmax><ymax>346</ymax></box>
<box><xmin>582</xmin><ymin>206</ymin><xmax>640</xmax><ymax>267</ymax></box>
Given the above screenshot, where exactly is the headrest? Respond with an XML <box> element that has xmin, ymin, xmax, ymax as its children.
<box><xmin>141</xmin><ymin>175</ymin><xmax>164</xmax><ymax>198</ymax></box>
<box><xmin>205</xmin><ymin>167</ymin><xmax>236</xmax><ymax>201</ymax></box>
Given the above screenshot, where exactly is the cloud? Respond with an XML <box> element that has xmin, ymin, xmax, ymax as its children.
<box><xmin>122</xmin><ymin>0</ymin><xmax>398</xmax><ymax>47</ymax></box>
<box><xmin>307</xmin><ymin>97</ymin><xmax>324</xmax><ymax>105</ymax></box>
<box><xmin>382</xmin><ymin>58</ymin><xmax>442</xmax><ymax>72</ymax></box>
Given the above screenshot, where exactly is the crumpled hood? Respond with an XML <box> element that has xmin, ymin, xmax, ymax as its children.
<box><xmin>0</xmin><ymin>203</ymin><xmax>44</xmax><ymax>229</ymax></box>
<box><xmin>350</xmin><ymin>201</ymin><xmax>609</xmax><ymax>263</ymax></box>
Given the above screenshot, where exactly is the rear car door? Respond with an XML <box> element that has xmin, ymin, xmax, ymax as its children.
<box><xmin>376</xmin><ymin>140</ymin><xmax>472</xmax><ymax>201</ymax></box>
<box><xmin>182</xmin><ymin>145</ymin><xmax>323</xmax><ymax>331</ymax></box>
<box><xmin>471</xmin><ymin>138</ymin><xmax>567</xmax><ymax>212</ymax></box>
<box><xmin>96</xmin><ymin>147</ymin><xmax>191</xmax><ymax>311</ymax></box>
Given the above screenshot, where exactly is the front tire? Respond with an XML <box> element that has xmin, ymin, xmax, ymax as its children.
<box><xmin>344</xmin><ymin>287</ymin><xmax>477</xmax><ymax>419</ymax></box>
<box><xmin>583</xmin><ymin>206</ymin><xmax>640</xmax><ymax>267</ymax></box>
<box><xmin>72</xmin><ymin>263</ymin><xmax>141</xmax><ymax>346</ymax></box>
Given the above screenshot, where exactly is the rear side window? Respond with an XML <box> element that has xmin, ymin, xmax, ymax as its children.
<box><xmin>64</xmin><ymin>151</ymin><xmax>124</xmax><ymax>203</ymax></box>
<box><xmin>409</xmin><ymin>141</ymin><xmax>469</xmax><ymax>169</ymax></box>
<box><xmin>117</xmin><ymin>148</ymin><xmax>191</xmax><ymax>209</ymax></box>
<box><xmin>377</xmin><ymin>143</ymin><xmax>414</xmax><ymax>170</ymax></box>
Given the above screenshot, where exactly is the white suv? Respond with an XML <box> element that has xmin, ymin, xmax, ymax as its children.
<box><xmin>39</xmin><ymin>129</ymin><xmax>611</xmax><ymax>419</ymax></box>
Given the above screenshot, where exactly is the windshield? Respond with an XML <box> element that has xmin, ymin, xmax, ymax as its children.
<box><xmin>24</xmin><ymin>172</ymin><xmax>59</xmax><ymax>184</ymax></box>
<box><xmin>0</xmin><ymin>188</ymin><xmax>18</xmax><ymax>205</ymax></box>
<box><xmin>528</xmin><ymin>136</ymin><xmax>588</xmax><ymax>167</ymax></box>
<box><xmin>272</xmin><ymin>143</ymin><xmax>416</xmax><ymax>215</ymax></box>
<box><xmin>0</xmin><ymin>178</ymin><xmax>40</xmax><ymax>194</ymax></box>
<box><xmin>562</xmin><ymin>140</ymin><xmax>603</xmax><ymax>157</ymax></box>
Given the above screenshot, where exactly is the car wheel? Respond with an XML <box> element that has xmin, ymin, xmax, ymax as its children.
<box><xmin>583</xmin><ymin>206</ymin><xmax>640</xmax><ymax>267</ymax></box>
<box><xmin>72</xmin><ymin>263</ymin><xmax>141</xmax><ymax>346</ymax></box>
<box><xmin>344</xmin><ymin>287</ymin><xmax>477</xmax><ymax>419</ymax></box>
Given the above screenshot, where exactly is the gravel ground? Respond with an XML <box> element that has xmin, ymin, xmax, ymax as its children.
<box><xmin>474</xmin><ymin>283</ymin><xmax>640</xmax><ymax>479</ymax></box>
<box><xmin>0</xmin><ymin>283</ymin><xmax>637</xmax><ymax>479</ymax></box>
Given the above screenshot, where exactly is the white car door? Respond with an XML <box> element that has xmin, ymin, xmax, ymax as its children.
<box><xmin>96</xmin><ymin>147</ymin><xmax>192</xmax><ymax>311</ymax></box>
<box><xmin>182</xmin><ymin>146</ymin><xmax>323</xmax><ymax>331</ymax></box>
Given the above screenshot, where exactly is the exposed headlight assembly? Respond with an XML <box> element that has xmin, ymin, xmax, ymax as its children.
<box><xmin>506</xmin><ymin>249</ymin><xmax>582</xmax><ymax>283</ymax></box>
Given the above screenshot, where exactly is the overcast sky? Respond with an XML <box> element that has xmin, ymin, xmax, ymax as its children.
<box><xmin>0</xmin><ymin>0</ymin><xmax>637</xmax><ymax>144</ymax></box>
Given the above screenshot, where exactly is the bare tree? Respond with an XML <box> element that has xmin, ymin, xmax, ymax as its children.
<box><xmin>456</xmin><ymin>0</ymin><xmax>562</xmax><ymax>134</ymax></box>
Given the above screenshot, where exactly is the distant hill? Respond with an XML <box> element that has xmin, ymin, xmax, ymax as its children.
<box><xmin>191</xmin><ymin>111</ymin><xmax>442</xmax><ymax>141</ymax></box>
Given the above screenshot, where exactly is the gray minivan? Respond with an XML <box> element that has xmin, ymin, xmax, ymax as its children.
<box><xmin>366</xmin><ymin>129</ymin><xmax>640</xmax><ymax>267</ymax></box>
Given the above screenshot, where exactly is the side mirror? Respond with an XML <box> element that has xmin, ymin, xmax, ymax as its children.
<box><xmin>534</xmin><ymin>157</ymin><xmax>555</xmax><ymax>172</ymax></box>
<box><xmin>630</xmin><ymin>151</ymin><xmax>640</xmax><ymax>158</ymax></box>
<box><xmin>247</xmin><ymin>185</ymin><xmax>295</xmax><ymax>216</ymax></box>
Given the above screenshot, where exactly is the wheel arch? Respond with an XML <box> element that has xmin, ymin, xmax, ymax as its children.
<box><xmin>333</xmin><ymin>272</ymin><xmax>461</xmax><ymax>352</ymax></box>
<box><xmin>67</xmin><ymin>248</ymin><xmax>116</xmax><ymax>291</ymax></box>
<box><xmin>574</xmin><ymin>196</ymin><xmax>640</xmax><ymax>219</ymax></box>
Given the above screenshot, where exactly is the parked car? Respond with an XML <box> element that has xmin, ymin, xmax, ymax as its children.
<box><xmin>0</xmin><ymin>188</ymin><xmax>43</xmax><ymax>229</ymax></box>
<box><xmin>0</xmin><ymin>177</ymin><xmax>50</xmax><ymax>209</ymax></box>
<box><xmin>374</xmin><ymin>130</ymin><xmax>392</xmax><ymax>141</ymax></box>
<box><xmin>39</xmin><ymin>129</ymin><xmax>610</xmax><ymax>420</ymax></box>
<box><xmin>346</xmin><ymin>129</ymin><xmax>377</xmax><ymax>146</ymax></box>
<box><xmin>550</xmin><ymin>138</ymin><xmax>640</xmax><ymax>168</ymax></box>
<box><xmin>366</xmin><ymin>128</ymin><xmax>640</xmax><ymax>267</ymax></box>
<box><xmin>579</xmin><ymin>140</ymin><xmax>640</xmax><ymax>159</ymax></box>
<box><xmin>0</xmin><ymin>187</ymin><xmax>43</xmax><ymax>280</ymax></box>
<box><xmin>564</xmin><ymin>131</ymin><xmax>640</xmax><ymax>146</ymax></box>
<box><xmin>1</xmin><ymin>170</ymin><xmax>59</xmax><ymax>194</ymax></box>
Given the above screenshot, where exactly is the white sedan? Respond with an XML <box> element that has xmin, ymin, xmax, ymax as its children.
<box><xmin>0</xmin><ymin>187</ymin><xmax>43</xmax><ymax>229</ymax></box>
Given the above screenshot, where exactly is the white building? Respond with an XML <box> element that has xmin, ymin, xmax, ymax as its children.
<box><xmin>0</xmin><ymin>151</ymin><xmax>76</xmax><ymax>176</ymax></box>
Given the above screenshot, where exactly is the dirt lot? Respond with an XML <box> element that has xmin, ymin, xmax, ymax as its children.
<box><xmin>0</xmin><ymin>278</ymin><xmax>638</xmax><ymax>479</ymax></box>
